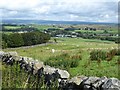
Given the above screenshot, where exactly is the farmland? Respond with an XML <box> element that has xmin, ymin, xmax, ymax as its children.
<box><xmin>1</xmin><ymin>0</ymin><xmax>119</xmax><ymax>88</ymax></box>
<box><xmin>1</xmin><ymin>23</ymin><xmax>120</xmax><ymax>89</ymax></box>
<box><xmin>3</xmin><ymin>37</ymin><xmax>119</xmax><ymax>79</ymax></box>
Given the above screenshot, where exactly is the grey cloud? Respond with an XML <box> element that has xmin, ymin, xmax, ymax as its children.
<box><xmin>1</xmin><ymin>1</ymin><xmax>118</xmax><ymax>23</ymax></box>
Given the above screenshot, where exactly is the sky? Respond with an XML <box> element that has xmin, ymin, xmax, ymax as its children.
<box><xmin>0</xmin><ymin>0</ymin><xmax>119</xmax><ymax>23</ymax></box>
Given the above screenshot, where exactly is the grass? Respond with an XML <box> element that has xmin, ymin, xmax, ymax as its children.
<box><xmin>4</xmin><ymin>38</ymin><xmax>117</xmax><ymax>60</ymax></box>
<box><xmin>70</xmin><ymin>51</ymin><xmax>119</xmax><ymax>78</ymax></box>
<box><xmin>0</xmin><ymin>62</ymin><xmax>2</xmax><ymax>70</ymax></box>
<box><xmin>75</xmin><ymin>29</ymin><xmax>118</xmax><ymax>34</ymax></box>
<box><xmin>4</xmin><ymin>26</ymin><xmax>21</xmax><ymax>29</ymax></box>
<box><xmin>3</xmin><ymin>38</ymin><xmax>119</xmax><ymax>78</ymax></box>
<box><xmin>32</xmin><ymin>24</ymin><xmax>57</xmax><ymax>31</ymax></box>
<box><xmin>75</xmin><ymin>30</ymin><xmax>104</xmax><ymax>34</ymax></box>
<box><xmin>3</xmin><ymin>24</ymin><xmax>118</xmax><ymax>35</ymax></box>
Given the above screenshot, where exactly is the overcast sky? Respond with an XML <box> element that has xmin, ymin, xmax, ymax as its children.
<box><xmin>0</xmin><ymin>0</ymin><xmax>119</xmax><ymax>23</ymax></box>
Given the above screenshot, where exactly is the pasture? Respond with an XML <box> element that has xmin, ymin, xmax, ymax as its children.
<box><xmin>32</xmin><ymin>24</ymin><xmax>56</xmax><ymax>31</ymax></box>
<box><xmin>3</xmin><ymin>38</ymin><xmax>119</xmax><ymax>79</ymax></box>
<box><xmin>0</xmin><ymin>62</ymin><xmax>1</xmax><ymax>70</ymax></box>
<box><xmin>4</xmin><ymin>26</ymin><xmax>21</xmax><ymax>29</ymax></box>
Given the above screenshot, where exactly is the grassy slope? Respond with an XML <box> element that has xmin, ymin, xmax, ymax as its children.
<box><xmin>0</xmin><ymin>62</ymin><xmax>1</xmax><ymax>71</ymax></box>
<box><xmin>32</xmin><ymin>24</ymin><xmax>57</xmax><ymax>31</ymax></box>
<box><xmin>3</xmin><ymin>38</ymin><xmax>117</xmax><ymax>60</ymax></box>
<box><xmin>3</xmin><ymin>38</ymin><xmax>119</xmax><ymax>79</ymax></box>
<box><xmin>4</xmin><ymin>26</ymin><xmax>21</xmax><ymax>29</ymax></box>
<box><xmin>3</xmin><ymin>24</ymin><xmax>118</xmax><ymax>35</ymax></box>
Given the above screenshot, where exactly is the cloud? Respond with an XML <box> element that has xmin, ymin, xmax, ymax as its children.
<box><xmin>0</xmin><ymin>0</ymin><xmax>118</xmax><ymax>23</ymax></box>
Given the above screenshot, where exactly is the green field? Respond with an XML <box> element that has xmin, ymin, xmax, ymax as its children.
<box><xmin>32</xmin><ymin>24</ymin><xmax>56</xmax><ymax>30</ymax></box>
<box><xmin>4</xmin><ymin>26</ymin><xmax>21</xmax><ymax>29</ymax></box>
<box><xmin>0</xmin><ymin>62</ymin><xmax>1</xmax><ymax>70</ymax></box>
<box><xmin>3</xmin><ymin>24</ymin><xmax>118</xmax><ymax>36</ymax></box>
<box><xmin>3</xmin><ymin>38</ymin><xmax>119</xmax><ymax>79</ymax></box>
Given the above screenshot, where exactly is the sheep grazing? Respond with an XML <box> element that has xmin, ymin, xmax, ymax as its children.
<box><xmin>76</xmin><ymin>45</ymin><xmax>79</xmax><ymax>47</ymax></box>
<box><xmin>52</xmin><ymin>49</ymin><xmax>55</xmax><ymax>53</ymax></box>
<box><xmin>46</xmin><ymin>47</ymin><xmax>49</xmax><ymax>50</ymax></box>
<box><xmin>111</xmin><ymin>47</ymin><xmax>114</xmax><ymax>49</ymax></box>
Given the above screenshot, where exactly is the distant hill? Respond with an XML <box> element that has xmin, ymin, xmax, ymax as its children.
<box><xmin>2</xmin><ymin>19</ymin><xmax>116</xmax><ymax>25</ymax></box>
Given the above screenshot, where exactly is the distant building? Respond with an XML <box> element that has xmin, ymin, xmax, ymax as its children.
<box><xmin>71</xmin><ymin>35</ymin><xmax>77</xmax><ymax>38</ymax></box>
<box><xmin>17</xmin><ymin>31</ymin><xmax>28</xmax><ymax>33</ymax></box>
<box><xmin>56</xmin><ymin>34</ymin><xmax>64</xmax><ymax>37</ymax></box>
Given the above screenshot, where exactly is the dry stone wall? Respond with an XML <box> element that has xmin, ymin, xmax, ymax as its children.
<box><xmin>0</xmin><ymin>51</ymin><xmax>120</xmax><ymax>90</ymax></box>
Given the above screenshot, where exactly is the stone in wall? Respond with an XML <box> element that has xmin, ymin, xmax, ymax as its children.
<box><xmin>1</xmin><ymin>51</ymin><xmax>120</xmax><ymax>90</ymax></box>
<box><xmin>102</xmin><ymin>78</ymin><xmax>120</xmax><ymax>90</ymax></box>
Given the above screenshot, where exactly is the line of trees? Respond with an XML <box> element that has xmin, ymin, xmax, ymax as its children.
<box><xmin>77</xmin><ymin>32</ymin><xmax>119</xmax><ymax>43</ymax></box>
<box><xmin>2</xmin><ymin>31</ymin><xmax>50</xmax><ymax>48</ymax></box>
<box><xmin>2</xmin><ymin>26</ymin><xmax>37</xmax><ymax>32</ymax></box>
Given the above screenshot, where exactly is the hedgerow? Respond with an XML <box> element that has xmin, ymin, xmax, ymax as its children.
<box><xmin>2</xmin><ymin>31</ymin><xmax>50</xmax><ymax>48</ymax></box>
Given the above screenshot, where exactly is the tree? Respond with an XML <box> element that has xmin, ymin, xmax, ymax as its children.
<box><xmin>54</xmin><ymin>38</ymin><xmax>57</xmax><ymax>43</ymax></box>
<box><xmin>2</xmin><ymin>31</ymin><xmax>50</xmax><ymax>48</ymax></box>
<box><xmin>6</xmin><ymin>33</ymin><xmax>24</xmax><ymax>47</ymax></box>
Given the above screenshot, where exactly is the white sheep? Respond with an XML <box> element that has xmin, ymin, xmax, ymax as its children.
<box><xmin>52</xmin><ymin>49</ymin><xmax>55</xmax><ymax>53</ymax></box>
